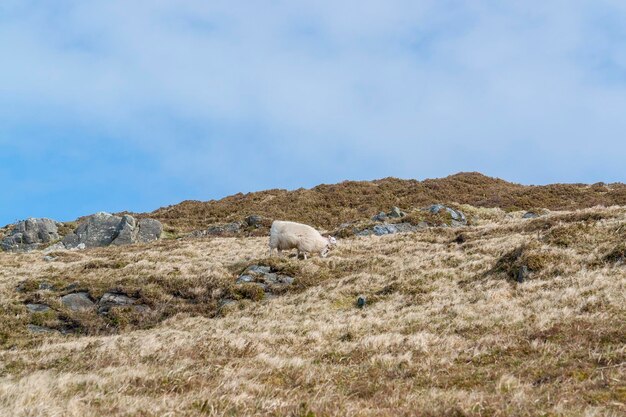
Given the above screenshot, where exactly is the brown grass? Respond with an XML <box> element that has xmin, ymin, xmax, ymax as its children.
<box><xmin>0</xmin><ymin>205</ymin><xmax>625</xmax><ymax>416</ymax></box>
<box><xmin>143</xmin><ymin>172</ymin><xmax>626</xmax><ymax>233</ymax></box>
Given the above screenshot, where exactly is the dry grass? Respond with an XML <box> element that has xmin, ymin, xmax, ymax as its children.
<box><xmin>0</xmin><ymin>206</ymin><xmax>625</xmax><ymax>416</ymax></box>
<box><xmin>145</xmin><ymin>172</ymin><xmax>626</xmax><ymax>233</ymax></box>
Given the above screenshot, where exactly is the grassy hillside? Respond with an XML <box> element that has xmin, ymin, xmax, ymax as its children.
<box><xmin>1</xmin><ymin>205</ymin><xmax>624</xmax><ymax>416</ymax></box>
<box><xmin>146</xmin><ymin>172</ymin><xmax>626</xmax><ymax>233</ymax></box>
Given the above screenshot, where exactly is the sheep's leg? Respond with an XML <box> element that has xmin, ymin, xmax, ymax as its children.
<box><xmin>296</xmin><ymin>249</ymin><xmax>301</xmax><ymax>260</ymax></box>
<box><xmin>303</xmin><ymin>252</ymin><xmax>308</xmax><ymax>260</ymax></box>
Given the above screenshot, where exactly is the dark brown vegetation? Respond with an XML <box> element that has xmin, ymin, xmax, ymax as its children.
<box><xmin>145</xmin><ymin>172</ymin><xmax>626</xmax><ymax>233</ymax></box>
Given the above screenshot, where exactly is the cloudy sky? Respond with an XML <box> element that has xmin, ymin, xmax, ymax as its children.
<box><xmin>1</xmin><ymin>1</ymin><xmax>625</xmax><ymax>225</ymax></box>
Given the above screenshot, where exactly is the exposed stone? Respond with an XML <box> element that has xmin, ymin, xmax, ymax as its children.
<box><xmin>137</xmin><ymin>219</ymin><xmax>164</xmax><ymax>242</ymax></box>
<box><xmin>523</xmin><ymin>212</ymin><xmax>540</xmax><ymax>219</ymax></box>
<box><xmin>43</xmin><ymin>256</ymin><xmax>56</xmax><ymax>262</ymax></box>
<box><xmin>98</xmin><ymin>292</ymin><xmax>139</xmax><ymax>314</ymax></box>
<box><xmin>424</xmin><ymin>204</ymin><xmax>467</xmax><ymax>226</ymax></box>
<box><xmin>27</xmin><ymin>324</ymin><xmax>59</xmax><ymax>334</ymax></box>
<box><xmin>26</xmin><ymin>303</ymin><xmax>51</xmax><ymax>313</ymax></box>
<box><xmin>245</xmin><ymin>215</ymin><xmax>263</xmax><ymax>227</ymax></box>
<box><xmin>236</xmin><ymin>264</ymin><xmax>295</xmax><ymax>294</ymax></box>
<box><xmin>62</xmin><ymin>212</ymin><xmax>162</xmax><ymax>249</ymax></box>
<box><xmin>43</xmin><ymin>242</ymin><xmax>66</xmax><ymax>254</ymax></box>
<box><xmin>357</xmin><ymin>295</ymin><xmax>367</xmax><ymax>308</ymax></box>
<box><xmin>372</xmin><ymin>212</ymin><xmax>388</xmax><ymax>222</ymax></box>
<box><xmin>517</xmin><ymin>265</ymin><xmax>529</xmax><ymax>283</ymax></box>
<box><xmin>389</xmin><ymin>207</ymin><xmax>405</xmax><ymax>218</ymax></box>
<box><xmin>1</xmin><ymin>218</ymin><xmax>61</xmax><ymax>252</ymax></box>
<box><xmin>373</xmin><ymin>224</ymin><xmax>398</xmax><ymax>236</ymax></box>
<box><xmin>61</xmin><ymin>292</ymin><xmax>95</xmax><ymax>311</ymax></box>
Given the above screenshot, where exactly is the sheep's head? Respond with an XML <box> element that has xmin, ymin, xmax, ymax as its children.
<box><xmin>321</xmin><ymin>236</ymin><xmax>337</xmax><ymax>258</ymax></box>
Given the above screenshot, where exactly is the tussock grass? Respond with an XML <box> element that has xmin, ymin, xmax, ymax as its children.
<box><xmin>0</xmin><ymin>205</ymin><xmax>625</xmax><ymax>416</ymax></box>
<box><xmin>145</xmin><ymin>172</ymin><xmax>626</xmax><ymax>233</ymax></box>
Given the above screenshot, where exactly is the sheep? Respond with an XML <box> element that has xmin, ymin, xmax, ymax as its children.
<box><xmin>269</xmin><ymin>220</ymin><xmax>337</xmax><ymax>260</ymax></box>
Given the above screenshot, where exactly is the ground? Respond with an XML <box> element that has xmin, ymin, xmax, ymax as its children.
<box><xmin>0</xmin><ymin>206</ymin><xmax>624</xmax><ymax>416</ymax></box>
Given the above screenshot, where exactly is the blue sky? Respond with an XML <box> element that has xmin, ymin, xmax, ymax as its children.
<box><xmin>1</xmin><ymin>1</ymin><xmax>625</xmax><ymax>225</ymax></box>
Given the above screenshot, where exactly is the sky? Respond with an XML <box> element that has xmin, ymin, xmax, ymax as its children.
<box><xmin>1</xmin><ymin>1</ymin><xmax>625</xmax><ymax>225</ymax></box>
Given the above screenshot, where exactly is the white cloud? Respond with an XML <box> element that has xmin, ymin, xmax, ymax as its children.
<box><xmin>1</xmin><ymin>0</ymin><xmax>625</xmax><ymax>194</ymax></box>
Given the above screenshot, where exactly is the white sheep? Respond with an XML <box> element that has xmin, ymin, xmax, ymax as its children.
<box><xmin>269</xmin><ymin>220</ymin><xmax>337</xmax><ymax>260</ymax></box>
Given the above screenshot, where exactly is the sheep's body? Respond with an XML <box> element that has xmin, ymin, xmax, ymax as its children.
<box><xmin>269</xmin><ymin>221</ymin><xmax>334</xmax><ymax>259</ymax></box>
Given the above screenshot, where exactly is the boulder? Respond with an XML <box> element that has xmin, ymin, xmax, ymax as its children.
<box><xmin>62</xmin><ymin>212</ymin><xmax>162</xmax><ymax>249</ymax></box>
<box><xmin>389</xmin><ymin>207</ymin><xmax>405</xmax><ymax>218</ymax></box>
<box><xmin>236</xmin><ymin>264</ymin><xmax>295</xmax><ymax>294</ymax></box>
<box><xmin>60</xmin><ymin>292</ymin><xmax>95</xmax><ymax>311</ymax></box>
<box><xmin>1</xmin><ymin>218</ymin><xmax>61</xmax><ymax>252</ymax></box>
<box><xmin>137</xmin><ymin>219</ymin><xmax>164</xmax><ymax>242</ymax></box>
<box><xmin>98</xmin><ymin>292</ymin><xmax>147</xmax><ymax>314</ymax></box>
<box><xmin>424</xmin><ymin>204</ymin><xmax>467</xmax><ymax>226</ymax></box>
<box><xmin>245</xmin><ymin>215</ymin><xmax>263</xmax><ymax>228</ymax></box>
<box><xmin>26</xmin><ymin>303</ymin><xmax>51</xmax><ymax>313</ymax></box>
<box><xmin>372</xmin><ymin>212</ymin><xmax>388</xmax><ymax>222</ymax></box>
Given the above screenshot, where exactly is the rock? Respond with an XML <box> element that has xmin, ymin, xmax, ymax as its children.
<box><xmin>98</xmin><ymin>292</ymin><xmax>138</xmax><ymax>314</ymax></box>
<box><xmin>517</xmin><ymin>265</ymin><xmax>529</xmax><ymax>283</ymax></box>
<box><xmin>60</xmin><ymin>292</ymin><xmax>95</xmax><ymax>311</ymax></box>
<box><xmin>200</xmin><ymin>222</ymin><xmax>243</xmax><ymax>237</ymax></box>
<box><xmin>523</xmin><ymin>212</ymin><xmax>540</xmax><ymax>219</ymax></box>
<box><xmin>26</xmin><ymin>303</ymin><xmax>51</xmax><ymax>313</ymax></box>
<box><xmin>43</xmin><ymin>242</ymin><xmax>66</xmax><ymax>254</ymax></box>
<box><xmin>62</xmin><ymin>212</ymin><xmax>162</xmax><ymax>249</ymax></box>
<box><xmin>373</xmin><ymin>224</ymin><xmax>398</xmax><ymax>236</ymax></box>
<box><xmin>27</xmin><ymin>324</ymin><xmax>59</xmax><ymax>334</ymax></box>
<box><xmin>417</xmin><ymin>221</ymin><xmax>429</xmax><ymax>229</ymax></box>
<box><xmin>236</xmin><ymin>264</ymin><xmax>295</xmax><ymax>294</ymax></box>
<box><xmin>43</xmin><ymin>255</ymin><xmax>56</xmax><ymax>262</ymax></box>
<box><xmin>1</xmin><ymin>218</ymin><xmax>61</xmax><ymax>252</ymax></box>
<box><xmin>39</xmin><ymin>281</ymin><xmax>55</xmax><ymax>291</ymax></box>
<box><xmin>372</xmin><ymin>212</ymin><xmax>388</xmax><ymax>222</ymax></box>
<box><xmin>137</xmin><ymin>219</ymin><xmax>164</xmax><ymax>242</ymax></box>
<box><xmin>389</xmin><ymin>207</ymin><xmax>405</xmax><ymax>218</ymax></box>
<box><xmin>357</xmin><ymin>295</ymin><xmax>367</xmax><ymax>308</ymax></box>
<box><xmin>245</xmin><ymin>215</ymin><xmax>263</xmax><ymax>227</ymax></box>
<box><xmin>424</xmin><ymin>204</ymin><xmax>467</xmax><ymax>226</ymax></box>
<box><xmin>111</xmin><ymin>215</ymin><xmax>136</xmax><ymax>246</ymax></box>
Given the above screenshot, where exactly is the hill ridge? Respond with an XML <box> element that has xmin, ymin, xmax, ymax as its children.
<box><xmin>146</xmin><ymin>172</ymin><xmax>626</xmax><ymax>233</ymax></box>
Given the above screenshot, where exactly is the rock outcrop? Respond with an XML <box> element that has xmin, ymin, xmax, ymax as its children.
<box><xmin>62</xmin><ymin>212</ymin><xmax>163</xmax><ymax>249</ymax></box>
<box><xmin>1</xmin><ymin>218</ymin><xmax>61</xmax><ymax>252</ymax></box>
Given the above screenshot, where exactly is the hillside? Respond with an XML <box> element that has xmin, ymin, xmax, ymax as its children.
<box><xmin>0</xmin><ymin>204</ymin><xmax>625</xmax><ymax>416</ymax></box>
<box><xmin>147</xmin><ymin>172</ymin><xmax>626</xmax><ymax>233</ymax></box>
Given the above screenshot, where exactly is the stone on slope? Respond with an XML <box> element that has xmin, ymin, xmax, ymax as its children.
<box><xmin>60</xmin><ymin>292</ymin><xmax>95</xmax><ymax>311</ymax></box>
<box><xmin>424</xmin><ymin>204</ymin><xmax>467</xmax><ymax>226</ymax></box>
<box><xmin>62</xmin><ymin>212</ymin><xmax>163</xmax><ymax>249</ymax></box>
<box><xmin>1</xmin><ymin>218</ymin><xmax>61</xmax><ymax>252</ymax></box>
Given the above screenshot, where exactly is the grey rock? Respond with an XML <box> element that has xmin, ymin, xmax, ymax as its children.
<box><xmin>373</xmin><ymin>224</ymin><xmax>398</xmax><ymax>236</ymax></box>
<box><xmin>357</xmin><ymin>295</ymin><xmax>367</xmax><ymax>308</ymax></box>
<box><xmin>523</xmin><ymin>212</ymin><xmax>540</xmax><ymax>219</ymax></box>
<box><xmin>1</xmin><ymin>218</ymin><xmax>61</xmax><ymax>252</ymax></box>
<box><xmin>98</xmin><ymin>292</ymin><xmax>138</xmax><ymax>314</ymax></box>
<box><xmin>236</xmin><ymin>264</ymin><xmax>295</xmax><ymax>294</ymax></box>
<box><xmin>372</xmin><ymin>212</ymin><xmax>388</xmax><ymax>222</ymax></box>
<box><xmin>62</xmin><ymin>212</ymin><xmax>162</xmax><ymax>249</ymax></box>
<box><xmin>203</xmin><ymin>222</ymin><xmax>242</xmax><ymax>236</ymax></box>
<box><xmin>43</xmin><ymin>242</ymin><xmax>66</xmax><ymax>254</ymax></box>
<box><xmin>43</xmin><ymin>256</ymin><xmax>56</xmax><ymax>262</ymax></box>
<box><xmin>389</xmin><ymin>207</ymin><xmax>405</xmax><ymax>218</ymax></box>
<box><xmin>236</xmin><ymin>275</ymin><xmax>254</xmax><ymax>283</ymax></box>
<box><xmin>111</xmin><ymin>215</ymin><xmax>136</xmax><ymax>246</ymax></box>
<box><xmin>27</xmin><ymin>324</ymin><xmax>59</xmax><ymax>334</ymax></box>
<box><xmin>61</xmin><ymin>292</ymin><xmax>94</xmax><ymax>311</ymax></box>
<box><xmin>245</xmin><ymin>215</ymin><xmax>263</xmax><ymax>227</ymax></box>
<box><xmin>26</xmin><ymin>303</ymin><xmax>51</xmax><ymax>313</ymax></box>
<box><xmin>39</xmin><ymin>281</ymin><xmax>55</xmax><ymax>291</ymax></box>
<box><xmin>517</xmin><ymin>265</ymin><xmax>529</xmax><ymax>283</ymax></box>
<box><xmin>137</xmin><ymin>218</ymin><xmax>163</xmax><ymax>242</ymax></box>
<box><xmin>417</xmin><ymin>221</ymin><xmax>429</xmax><ymax>229</ymax></box>
<box><xmin>424</xmin><ymin>204</ymin><xmax>467</xmax><ymax>225</ymax></box>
